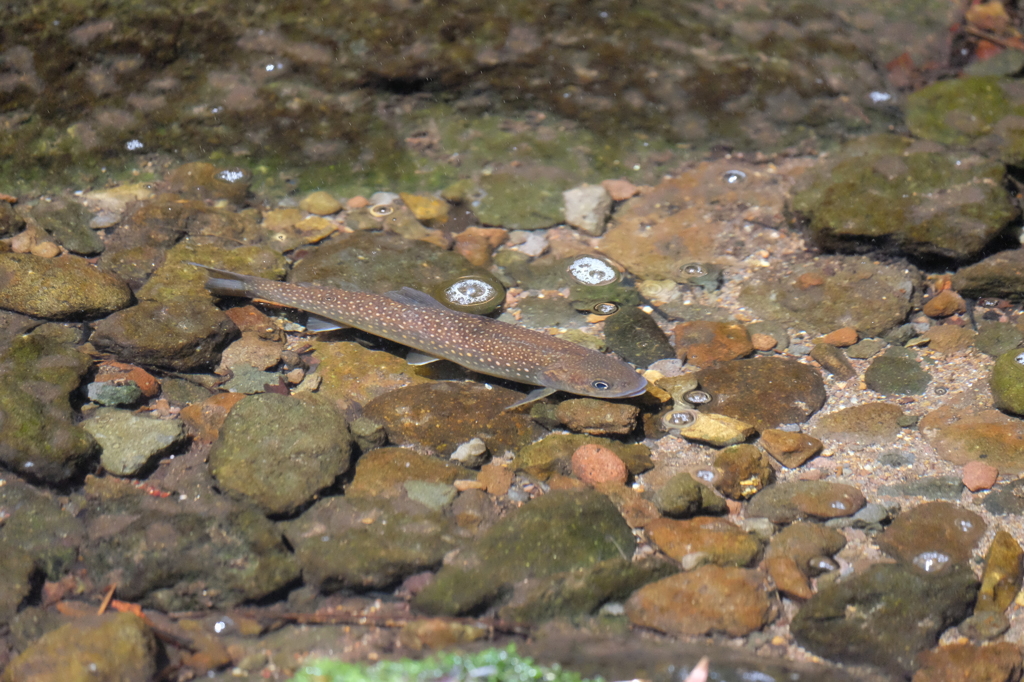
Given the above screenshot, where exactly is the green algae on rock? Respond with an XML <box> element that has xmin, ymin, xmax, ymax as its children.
<box><xmin>951</xmin><ymin>247</ymin><xmax>1024</xmax><ymax>300</ymax></box>
<box><xmin>80</xmin><ymin>501</ymin><xmax>299</xmax><ymax>611</ymax></box>
<box><xmin>0</xmin><ymin>331</ymin><xmax>98</xmax><ymax>484</ymax></box>
<box><xmin>863</xmin><ymin>347</ymin><xmax>931</xmax><ymax>396</ymax></box>
<box><xmin>789</xmin><ymin>134</ymin><xmax>1018</xmax><ymax>260</ymax></box>
<box><xmin>498</xmin><ymin>556</ymin><xmax>679</xmax><ymax>625</ymax></box>
<box><xmin>2</xmin><ymin>612</ymin><xmax>157</xmax><ymax>682</ymax></box>
<box><xmin>31</xmin><ymin>199</ymin><xmax>105</xmax><ymax>255</ymax></box>
<box><xmin>990</xmin><ymin>349</ymin><xmax>1024</xmax><ymax>416</ymax></box>
<box><xmin>209</xmin><ymin>393</ymin><xmax>352</xmax><ymax>515</ymax></box>
<box><xmin>0</xmin><ymin>253</ymin><xmax>132</xmax><ymax>319</ymax></box>
<box><xmin>906</xmin><ymin>76</ymin><xmax>1024</xmax><ymax>164</ymax></box>
<box><xmin>279</xmin><ymin>495</ymin><xmax>461</xmax><ymax>592</ymax></box>
<box><xmin>412</xmin><ymin>489</ymin><xmax>635</xmax><ymax>616</ymax></box>
<box><xmin>0</xmin><ymin>477</ymin><xmax>84</xmax><ymax>580</ymax></box>
<box><xmin>602</xmin><ymin>306</ymin><xmax>676</xmax><ymax>369</ymax></box>
<box><xmin>651</xmin><ymin>472</ymin><xmax>727</xmax><ymax>518</ymax></box>
<box><xmin>810</xmin><ymin>402</ymin><xmax>906</xmax><ymax>445</ymax></box>
<box><xmin>347</xmin><ymin>448</ymin><xmax>475</xmax><ymax>497</ymax></box>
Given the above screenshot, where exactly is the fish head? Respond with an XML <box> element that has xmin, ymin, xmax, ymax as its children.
<box><xmin>538</xmin><ymin>355</ymin><xmax>648</xmax><ymax>400</ymax></box>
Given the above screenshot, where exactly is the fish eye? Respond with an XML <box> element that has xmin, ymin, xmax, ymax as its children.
<box><xmin>592</xmin><ymin>380</ymin><xmax>611</xmax><ymax>390</ymax></box>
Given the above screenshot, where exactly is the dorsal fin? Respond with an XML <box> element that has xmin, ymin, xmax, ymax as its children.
<box><xmin>384</xmin><ymin>287</ymin><xmax>448</xmax><ymax>309</ymax></box>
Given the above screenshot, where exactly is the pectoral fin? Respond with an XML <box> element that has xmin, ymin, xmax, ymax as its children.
<box><xmin>406</xmin><ymin>350</ymin><xmax>442</xmax><ymax>366</ymax></box>
<box><xmin>503</xmin><ymin>386</ymin><xmax>557</xmax><ymax>410</ymax></box>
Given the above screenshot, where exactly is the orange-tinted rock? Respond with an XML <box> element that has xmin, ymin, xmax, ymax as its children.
<box><xmin>476</xmin><ymin>463</ymin><xmax>513</xmax><ymax>496</ymax></box>
<box><xmin>921</xmin><ymin>407</ymin><xmax>1024</xmax><ymax>475</ymax></box>
<box><xmin>674</xmin><ymin>321</ymin><xmax>753</xmax><ymax>367</ymax></box>
<box><xmin>712</xmin><ymin>444</ymin><xmax>773</xmax><ymax>499</ymax></box>
<box><xmin>876</xmin><ymin>501</ymin><xmax>986</xmax><ymax>572</ymax></box>
<box><xmin>924</xmin><ymin>324</ymin><xmax>976</xmax><ymax>354</ymax></box>
<box><xmin>819</xmin><ymin>327</ymin><xmax>858</xmax><ymax>347</ymax></box>
<box><xmin>222</xmin><ymin>305</ymin><xmax>281</xmax><ymax>340</ymax></box>
<box><xmin>646</xmin><ymin>516</ymin><xmax>761</xmax><ymax>567</ymax></box>
<box><xmin>601</xmin><ymin>178</ymin><xmax>640</xmax><ymax>201</ymax></box>
<box><xmin>347</xmin><ymin>447</ymin><xmax>474</xmax><ymax>496</ymax></box>
<box><xmin>765</xmin><ymin>556</ymin><xmax>813</xmax><ymax>600</ymax></box>
<box><xmin>453</xmin><ymin>226</ymin><xmax>508</xmax><ymax>267</ymax></box>
<box><xmin>179</xmin><ymin>392</ymin><xmax>247</xmax><ymax>441</ymax></box>
<box><xmin>976</xmin><ymin>530</ymin><xmax>1024</xmax><ymax>614</ymax></box>
<box><xmin>765</xmin><ymin>522</ymin><xmax>846</xmax><ymax>576</ymax></box>
<box><xmin>759</xmin><ymin>430</ymin><xmax>822</xmax><ymax>468</ymax></box>
<box><xmin>963</xmin><ymin>461</ymin><xmax>998</xmax><ymax>492</ymax></box>
<box><xmin>922</xmin><ymin>289</ymin><xmax>967</xmax><ymax>318</ymax></box>
<box><xmin>94</xmin><ymin>361</ymin><xmax>161</xmax><ymax>398</ymax></box>
<box><xmin>810</xmin><ymin>402</ymin><xmax>905</xmax><ymax>445</ymax></box>
<box><xmin>912</xmin><ymin>642</ymin><xmax>1022</xmax><ymax>682</ymax></box>
<box><xmin>571</xmin><ymin>444</ymin><xmax>628</xmax><ymax>486</ymax></box>
<box><xmin>750</xmin><ymin>333</ymin><xmax>778</xmax><ymax>351</ymax></box>
<box><xmin>625</xmin><ymin>566</ymin><xmax>773</xmax><ymax>636</ymax></box>
<box><xmin>595</xmin><ymin>482</ymin><xmax>661</xmax><ymax>528</ymax></box>
<box><xmin>557</xmin><ymin>398</ymin><xmax>640</xmax><ymax>436</ymax></box>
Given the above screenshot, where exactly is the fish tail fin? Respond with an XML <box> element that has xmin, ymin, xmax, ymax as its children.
<box><xmin>185</xmin><ymin>262</ymin><xmax>257</xmax><ymax>298</ymax></box>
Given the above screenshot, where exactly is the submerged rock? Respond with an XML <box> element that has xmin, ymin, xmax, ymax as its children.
<box><xmin>279</xmin><ymin>495</ymin><xmax>460</xmax><ymax>592</ymax></box>
<box><xmin>876</xmin><ymin>501</ymin><xmax>986</xmax><ymax>573</ymax></box>
<box><xmin>209</xmin><ymin>393</ymin><xmax>352</xmax><ymax>515</ymax></box>
<box><xmin>791</xmin><ymin>563</ymin><xmax>978</xmax><ymax>676</ymax></box>
<box><xmin>2</xmin><ymin>612</ymin><xmax>157</xmax><ymax>682</ymax></box>
<box><xmin>990</xmin><ymin>349</ymin><xmax>1024</xmax><ymax>416</ymax></box>
<box><xmin>625</xmin><ymin>566</ymin><xmax>773</xmax><ymax>637</ymax></box>
<box><xmin>0</xmin><ymin>330</ymin><xmax>98</xmax><ymax>483</ymax></box>
<box><xmin>694</xmin><ymin>356</ymin><xmax>826</xmax><ymax>431</ymax></box>
<box><xmin>790</xmin><ymin>134</ymin><xmax>1017</xmax><ymax>260</ymax></box>
<box><xmin>413</xmin><ymin>489</ymin><xmax>635</xmax><ymax>615</ymax></box>
<box><xmin>80</xmin><ymin>499</ymin><xmax>299</xmax><ymax>611</ymax></box>
<box><xmin>0</xmin><ymin>253</ymin><xmax>132</xmax><ymax>319</ymax></box>
<box><xmin>737</xmin><ymin>255</ymin><xmax>917</xmax><ymax>337</ymax></box>
<box><xmin>82</xmin><ymin>408</ymin><xmax>186</xmax><ymax>477</ymax></box>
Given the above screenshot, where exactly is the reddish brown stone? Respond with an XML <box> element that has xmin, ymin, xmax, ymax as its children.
<box><xmin>453</xmin><ymin>226</ymin><xmax>508</xmax><ymax>268</ymax></box>
<box><xmin>759</xmin><ymin>430</ymin><xmax>823</xmax><ymax>468</ymax></box>
<box><xmin>646</xmin><ymin>516</ymin><xmax>761</xmax><ymax>567</ymax></box>
<box><xmin>962</xmin><ymin>461</ymin><xmax>998</xmax><ymax>492</ymax></box>
<box><xmin>179</xmin><ymin>391</ymin><xmax>246</xmax><ymax>442</ymax></box>
<box><xmin>601</xmin><ymin>178</ymin><xmax>640</xmax><ymax>201</ymax></box>
<box><xmin>751</xmin><ymin>333</ymin><xmax>778</xmax><ymax>351</ymax></box>
<box><xmin>922</xmin><ymin>289</ymin><xmax>967</xmax><ymax>318</ymax></box>
<box><xmin>673</xmin><ymin>321</ymin><xmax>753</xmax><ymax>367</ymax></box>
<box><xmin>819</xmin><ymin>326</ymin><xmax>858</xmax><ymax>347</ymax></box>
<box><xmin>625</xmin><ymin>566</ymin><xmax>773</xmax><ymax>636</ymax></box>
<box><xmin>571</xmin><ymin>444</ymin><xmax>629</xmax><ymax>486</ymax></box>
<box><xmin>912</xmin><ymin>642</ymin><xmax>1022</xmax><ymax>682</ymax></box>
<box><xmin>765</xmin><ymin>556</ymin><xmax>812</xmax><ymax>600</ymax></box>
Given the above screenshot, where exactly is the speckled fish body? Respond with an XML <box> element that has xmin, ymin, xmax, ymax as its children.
<box><xmin>191</xmin><ymin>264</ymin><xmax>647</xmax><ymax>403</ymax></box>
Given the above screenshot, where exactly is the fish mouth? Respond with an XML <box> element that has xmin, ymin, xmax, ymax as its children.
<box><xmin>617</xmin><ymin>379</ymin><xmax>650</xmax><ymax>398</ymax></box>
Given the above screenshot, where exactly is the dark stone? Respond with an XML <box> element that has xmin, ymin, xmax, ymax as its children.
<box><xmin>791</xmin><ymin>562</ymin><xmax>978</xmax><ymax>676</ymax></box>
<box><xmin>413</xmin><ymin>489</ymin><xmax>635</xmax><ymax>615</ymax></box>
<box><xmin>603</xmin><ymin>307</ymin><xmax>675</xmax><ymax>368</ymax></box>
<box><xmin>364</xmin><ymin>381</ymin><xmax>546</xmax><ymax>457</ymax></box>
<box><xmin>209</xmin><ymin>393</ymin><xmax>352</xmax><ymax>515</ymax></box>
<box><xmin>279</xmin><ymin>495</ymin><xmax>461</xmax><ymax>591</ymax></box>
<box><xmin>90</xmin><ymin>298</ymin><xmax>239</xmax><ymax>371</ymax></box>
<box><xmin>694</xmin><ymin>356</ymin><xmax>826</xmax><ymax>431</ymax></box>
<box><xmin>864</xmin><ymin>347</ymin><xmax>931</xmax><ymax>395</ymax></box>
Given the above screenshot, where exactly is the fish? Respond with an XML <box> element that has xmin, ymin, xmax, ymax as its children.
<box><xmin>188</xmin><ymin>263</ymin><xmax>647</xmax><ymax>407</ymax></box>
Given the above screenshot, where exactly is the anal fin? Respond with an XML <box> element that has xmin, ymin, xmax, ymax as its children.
<box><xmin>305</xmin><ymin>314</ymin><xmax>347</xmax><ymax>332</ymax></box>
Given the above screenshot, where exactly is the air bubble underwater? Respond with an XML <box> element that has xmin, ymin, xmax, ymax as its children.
<box><xmin>432</xmin><ymin>274</ymin><xmax>506</xmax><ymax>314</ymax></box>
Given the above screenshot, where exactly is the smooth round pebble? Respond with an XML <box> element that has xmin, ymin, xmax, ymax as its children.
<box><xmin>571</xmin><ymin>444</ymin><xmax>628</xmax><ymax>486</ymax></box>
